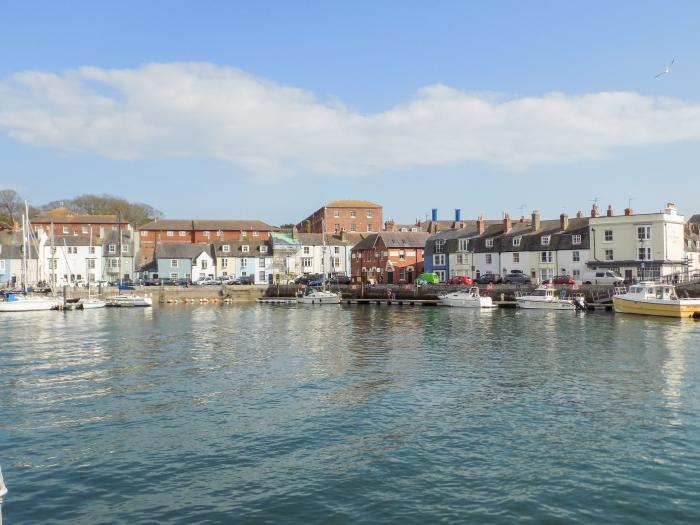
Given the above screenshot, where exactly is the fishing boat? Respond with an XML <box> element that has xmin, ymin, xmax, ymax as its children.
<box><xmin>517</xmin><ymin>284</ymin><xmax>585</xmax><ymax>311</ymax></box>
<box><xmin>439</xmin><ymin>286</ymin><xmax>494</xmax><ymax>308</ymax></box>
<box><xmin>613</xmin><ymin>282</ymin><xmax>700</xmax><ymax>318</ymax></box>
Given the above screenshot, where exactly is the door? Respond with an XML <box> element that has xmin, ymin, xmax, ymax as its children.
<box><xmin>387</xmin><ymin>271</ymin><xmax>394</xmax><ymax>284</ymax></box>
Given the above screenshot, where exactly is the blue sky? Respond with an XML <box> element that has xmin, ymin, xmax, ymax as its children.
<box><xmin>1</xmin><ymin>1</ymin><xmax>699</xmax><ymax>225</ymax></box>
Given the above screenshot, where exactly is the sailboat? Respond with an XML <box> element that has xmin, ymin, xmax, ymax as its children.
<box><xmin>80</xmin><ymin>226</ymin><xmax>106</xmax><ymax>309</ymax></box>
<box><xmin>105</xmin><ymin>213</ymin><xmax>152</xmax><ymax>307</ymax></box>
<box><xmin>0</xmin><ymin>204</ymin><xmax>60</xmax><ymax>312</ymax></box>
<box><xmin>296</xmin><ymin>224</ymin><xmax>341</xmax><ymax>305</ymax></box>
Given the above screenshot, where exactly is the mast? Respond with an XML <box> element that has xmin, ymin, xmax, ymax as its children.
<box><xmin>21</xmin><ymin>211</ymin><xmax>27</xmax><ymax>291</ymax></box>
<box><xmin>118</xmin><ymin>211</ymin><xmax>122</xmax><ymax>286</ymax></box>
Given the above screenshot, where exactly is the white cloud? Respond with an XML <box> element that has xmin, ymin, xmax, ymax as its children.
<box><xmin>1</xmin><ymin>62</ymin><xmax>700</xmax><ymax>181</ymax></box>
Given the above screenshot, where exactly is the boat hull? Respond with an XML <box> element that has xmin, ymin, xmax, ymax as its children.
<box><xmin>613</xmin><ymin>297</ymin><xmax>700</xmax><ymax>318</ymax></box>
<box><xmin>0</xmin><ymin>298</ymin><xmax>59</xmax><ymax>312</ymax></box>
<box><xmin>106</xmin><ymin>295</ymin><xmax>153</xmax><ymax>307</ymax></box>
<box><xmin>296</xmin><ymin>293</ymin><xmax>341</xmax><ymax>305</ymax></box>
<box><xmin>516</xmin><ymin>298</ymin><xmax>577</xmax><ymax>310</ymax></box>
<box><xmin>440</xmin><ymin>297</ymin><xmax>494</xmax><ymax>308</ymax></box>
<box><xmin>81</xmin><ymin>299</ymin><xmax>107</xmax><ymax>309</ymax></box>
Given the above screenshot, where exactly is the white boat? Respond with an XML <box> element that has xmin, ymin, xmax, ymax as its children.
<box><xmin>0</xmin><ymin>294</ymin><xmax>60</xmax><ymax>312</ymax></box>
<box><xmin>613</xmin><ymin>281</ymin><xmax>700</xmax><ymax>318</ymax></box>
<box><xmin>296</xmin><ymin>287</ymin><xmax>341</xmax><ymax>305</ymax></box>
<box><xmin>439</xmin><ymin>287</ymin><xmax>494</xmax><ymax>308</ymax></box>
<box><xmin>80</xmin><ymin>298</ymin><xmax>107</xmax><ymax>309</ymax></box>
<box><xmin>516</xmin><ymin>285</ymin><xmax>585</xmax><ymax>311</ymax></box>
<box><xmin>106</xmin><ymin>294</ymin><xmax>153</xmax><ymax>307</ymax></box>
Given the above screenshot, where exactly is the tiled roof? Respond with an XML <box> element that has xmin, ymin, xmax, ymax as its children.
<box><xmin>325</xmin><ymin>200</ymin><xmax>382</xmax><ymax>208</ymax></box>
<box><xmin>353</xmin><ymin>232</ymin><xmax>430</xmax><ymax>250</ymax></box>
<box><xmin>211</xmin><ymin>240</ymin><xmax>271</xmax><ymax>255</ymax></box>
<box><xmin>140</xmin><ymin>219</ymin><xmax>277</xmax><ymax>231</ymax></box>
<box><xmin>33</xmin><ymin>211</ymin><xmax>118</xmax><ymax>224</ymax></box>
<box><xmin>295</xmin><ymin>232</ymin><xmax>368</xmax><ymax>246</ymax></box>
<box><xmin>156</xmin><ymin>243</ymin><xmax>213</xmax><ymax>260</ymax></box>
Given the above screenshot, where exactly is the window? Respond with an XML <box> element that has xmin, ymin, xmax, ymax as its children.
<box><xmin>433</xmin><ymin>254</ymin><xmax>445</xmax><ymax>266</ymax></box>
<box><xmin>302</xmin><ymin>246</ymin><xmax>310</xmax><ymax>255</ymax></box>
<box><xmin>121</xmin><ymin>245</ymin><xmax>128</xmax><ymax>254</ymax></box>
<box><xmin>302</xmin><ymin>257</ymin><xmax>312</xmax><ymax>268</ymax></box>
<box><xmin>0</xmin><ymin>260</ymin><xmax>6</xmax><ymax>271</ymax></box>
<box><xmin>222</xmin><ymin>258</ymin><xmax>228</xmax><ymax>268</ymax></box>
<box><xmin>513</xmin><ymin>253</ymin><xmax>520</xmax><ymax>263</ymax></box>
<box><xmin>366</xmin><ymin>224</ymin><xmax>372</xmax><ymax>232</ymax></box>
<box><xmin>637</xmin><ymin>225</ymin><xmax>651</xmax><ymax>241</ymax></box>
<box><xmin>108</xmin><ymin>244</ymin><xmax>116</xmax><ymax>254</ymax></box>
<box><xmin>351</xmin><ymin>224</ymin><xmax>357</xmax><ymax>232</ymax></box>
<box><xmin>334</xmin><ymin>210</ymin><xmax>340</xmax><ymax>218</ymax></box>
<box><xmin>605</xmin><ymin>249</ymin><xmax>614</xmax><ymax>261</ymax></box>
<box><xmin>333</xmin><ymin>247</ymin><xmax>340</xmax><ymax>254</ymax></box>
<box><xmin>456</xmin><ymin>254</ymin><xmax>464</xmax><ymax>264</ymax></box>
<box><xmin>82</xmin><ymin>226</ymin><xmax>89</xmax><ymax>234</ymax></box>
<box><xmin>604</xmin><ymin>230</ymin><xmax>613</xmax><ymax>242</ymax></box>
<box><xmin>203</xmin><ymin>230</ymin><xmax>210</xmax><ymax>238</ymax></box>
<box><xmin>171</xmin><ymin>259</ymin><xmax>179</xmax><ymax>268</ymax></box>
<box><xmin>253</xmin><ymin>231</ymin><xmax>259</xmax><ymax>237</ymax></box>
<box><xmin>366</xmin><ymin>210</ymin><xmax>373</xmax><ymax>219</ymax></box>
<box><xmin>89</xmin><ymin>246</ymin><xmax>95</xmax><ymax>254</ymax></box>
<box><xmin>179</xmin><ymin>231</ymin><xmax>187</xmax><ymax>237</ymax></box>
<box><xmin>241</xmin><ymin>258</ymin><xmax>248</xmax><ymax>268</ymax></box>
<box><xmin>573</xmin><ymin>269</ymin><xmax>580</xmax><ymax>278</ymax></box>
<box><xmin>334</xmin><ymin>224</ymin><xmax>340</xmax><ymax>232</ymax></box>
<box><xmin>459</xmin><ymin>239</ymin><xmax>468</xmax><ymax>251</ymax></box>
<box><xmin>540</xmin><ymin>251</ymin><xmax>553</xmax><ymax>263</ymax></box>
<box><xmin>110</xmin><ymin>258</ymin><xmax>120</xmax><ymax>269</ymax></box>
<box><xmin>485</xmin><ymin>254</ymin><xmax>492</xmax><ymax>264</ymax></box>
<box><xmin>573</xmin><ymin>250</ymin><xmax>580</xmax><ymax>262</ymax></box>
<box><xmin>333</xmin><ymin>257</ymin><xmax>340</xmax><ymax>267</ymax></box>
<box><xmin>166</xmin><ymin>231</ymin><xmax>174</xmax><ymax>237</ymax></box>
<box><xmin>222</xmin><ymin>245</ymin><xmax>230</xmax><ymax>253</ymax></box>
<box><xmin>485</xmin><ymin>238</ymin><xmax>494</xmax><ymax>248</ymax></box>
<box><xmin>259</xmin><ymin>271</ymin><xmax>265</xmax><ymax>281</ymax></box>
<box><xmin>63</xmin><ymin>226</ymin><xmax>70</xmax><ymax>234</ymax></box>
<box><xmin>513</xmin><ymin>237</ymin><xmax>521</xmax><ymax>247</ymax></box>
<box><xmin>434</xmin><ymin>239</ymin><xmax>445</xmax><ymax>253</ymax></box>
<box><xmin>638</xmin><ymin>247</ymin><xmax>652</xmax><ymax>260</ymax></box>
<box><xmin>141</xmin><ymin>231</ymin><xmax>148</xmax><ymax>237</ymax></box>
<box><xmin>201</xmin><ymin>260</ymin><xmax>208</xmax><ymax>270</ymax></box>
<box><xmin>242</xmin><ymin>245</ymin><xmax>250</xmax><ymax>253</ymax></box>
<box><xmin>572</xmin><ymin>234</ymin><xmax>581</xmax><ymax>245</ymax></box>
<box><xmin>350</xmin><ymin>210</ymin><xmax>356</xmax><ymax>218</ymax></box>
<box><xmin>541</xmin><ymin>235</ymin><xmax>551</xmax><ymax>246</ymax></box>
<box><xmin>411</xmin><ymin>227</ymin><xmax>418</xmax><ymax>232</ymax></box>
<box><xmin>170</xmin><ymin>272</ymin><xmax>179</xmax><ymax>279</ymax></box>
<box><xmin>260</xmin><ymin>245</ymin><xmax>268</xmax><ymax>253</ymax></box>
<box><xmin>86</xmin><ymin>259</ymin><xmax>96</xmax><ymax>269</ymax></box>
<box><xmin>399</xmin><ymin>251</ymin><xmax>405</xmax><ymax>261</ymax></box>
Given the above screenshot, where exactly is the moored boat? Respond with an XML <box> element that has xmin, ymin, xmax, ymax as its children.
<box><xmin>0</xmin><ymin>293</ymin><xmax>60</xmax><ymax>312</ymax></box>
<box><xmin>296</xmin><ymin>287</ymin><xmax>341</xmax><ymax>305</ymax></box>
<box><xmin>80</xmin><ymin>298</ymin><xmax>107</xmax><ymax>309</ymax></box>
<box><xmin>517</xmin><ymin>285</ymin><xmax>585</xmax><ymax>311</ymax></box>
<box><xmin>106</xmin><ymin>294</ymin><xmax>153</xmax><ymax>307</ymax></box>
<box><xmin>439</xmin><ymin>287</ymin><xmax>494</xmax><ymax>308</ymax></box>
<box><xmin>613</xmin><ymin>282</ymin><xmax>700</xmax><ymax>318</ymax></box>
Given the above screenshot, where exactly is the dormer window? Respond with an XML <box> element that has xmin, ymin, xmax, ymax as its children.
<box><xmin>485</xmin><ymin>238</ymin><xmax>494</xmax><ymax>248</ymax></box>
<box><xmin>434</xmin><ymin>239</ymin><xmax>445</xmax><ymax>253</ymax></box>
<box><xmin>166</xmin><ymin>231</ymin><xmax>174</xmax><ymax>237</ymax></box>
<box><xmin>108</xmin><ymin>244</ymin><xmax>116</xmax><ymax>254</ymax></box>
<box><xmin>253</xmin><ymin>231</ymin><xmax>259</xmax><ymax>237</ymax></box>
<box><xmin>541</xmin><ymin>235</ymin><xmax>551</xmax><ymax>246</ymax></box>
<box><xmin>203</xmin><ymin>230</ymin><xmax>210</xmax><ymax>238</ymax></box>
<box><xmin>242</xmin><ymin>245</ymin><xmax>250</xmax><ymax>253</ymax></box>
<box><xmin>260</xmin><ymin>245</ymin><xmax>268</xmax><ymax>253</ymax></box>
<box><xmin>513</xmin><ymin>237</ymin><xmax>521</xmax><ymax>247</ymax></box>
<box><xmin>179</xmin><ymin>231</ymin><xmax>187</xmax><ymax>237</ymax></box>
<box><xmin>572</xmin><ymin>234</ymin><xmax>581</xmax><ymax>245</ymax></box>
<box><xmin>222</xmin><ymin>245</ymin><xmax>230</xmax><ymax>253</ymax></box>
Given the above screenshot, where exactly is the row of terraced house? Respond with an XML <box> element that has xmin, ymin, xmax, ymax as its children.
<box><xmin>2</xmin><ymin>200</ymin><xmax>699</xmax><ymax>287</ymax></box>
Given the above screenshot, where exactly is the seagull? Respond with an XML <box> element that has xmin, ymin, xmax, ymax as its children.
<box><xmin>655</xmin><ymin>58</ymin><xmax>675</xmax><ymax>78</ymax></box>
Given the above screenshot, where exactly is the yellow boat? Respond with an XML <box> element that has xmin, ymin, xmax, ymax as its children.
<box><xmin>613</xmin><ymin>282</ymin><xmax>700</xmax><ymax>318</ymax></box>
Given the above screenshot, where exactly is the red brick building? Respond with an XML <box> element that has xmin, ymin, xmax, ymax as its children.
<box><xmin>351</xmin><ymin>232</ymin><xmax>429</xmax><ymax>284</ymax></box>
<box><xmin>32</xmin><ymin>208</ymin><xmax>130</xmax><ymax>241</ymax></box>
<box><xmin>296</xmin><ymin>200</ymin><xmax>382</xmax><ymax>234</ymax></box>
<box><xmin>138</xmin><ymin>219</ymin><xmax>277</xmax><ymax>266</ymax></box>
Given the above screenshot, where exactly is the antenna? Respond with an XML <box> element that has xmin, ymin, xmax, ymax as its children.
<box><xmin>591</xmin><ymin>197</ymin><xmax>599</xmax><ymax>205</ymax></box>
<box><xmin>517</xmin><ymin>204</ymin><xmax>526</xmax><ymax>217</ymax></box>
<box><xmin>627</xmin><ymin>197</ymin><xmax>635</xmax><ymax>209</ymax></box>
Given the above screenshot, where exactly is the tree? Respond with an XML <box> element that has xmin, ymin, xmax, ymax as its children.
<box><xmin>37</xmin><ymin>193</ymin><xmax>163</xmax><ymax>227</ymax></box>
<box><xmin>0</xmin><ymin>189</ymin><xmax>23</xmax><ymax>226</ymax></box>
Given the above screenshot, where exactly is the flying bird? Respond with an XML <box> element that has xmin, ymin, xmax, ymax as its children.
<box><xmin>654</xmin><ymin>58</ymin><xmax>675</xmax><ymax>78</ymax></box>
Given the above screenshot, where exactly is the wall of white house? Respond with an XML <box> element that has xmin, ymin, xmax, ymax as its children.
<box><xmin>296</xmin><ymin>245</ymin><xmax>351</xmax><ymax>276</ymax></box>
<box><xmin>192</xmin><ymin>253</ymin><xmax>216</xmax><ymax>281</ymax></box>
<box><xmin>216</xmin><ymin>256</ymin><xmax>274</xmax><ymax>283</ymax></box>
<box><xmin>43</xmin><ymin>245</ymin><xmax>104</xmax><ymax>286</ymax></box>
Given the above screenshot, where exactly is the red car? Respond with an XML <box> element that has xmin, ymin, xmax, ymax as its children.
<box><xmin>447</xmin><ymin>276</ymin><xmax>474</xmax><ymax>285</ymax></box>
<box><xmin>545</xmin><ymin>275</ymin><xmax>576</xmax><ymax>285</ymax></box>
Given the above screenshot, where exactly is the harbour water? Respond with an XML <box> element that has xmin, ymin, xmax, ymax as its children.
<box><xmin>1</xmin><ymin>306</ymin><xmax>699</xmax><ymax>523</ymax></box>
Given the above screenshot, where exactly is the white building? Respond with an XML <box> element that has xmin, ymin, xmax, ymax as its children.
<box><xmin>43</xmin><ymin>236</ymin><xmax>103</xmax><ymax>286</ymax></box>
<box><xmin>213</xmin><ymin>240</ymin><xmax>273</xmax><ymax>284</ymax></box>
<box><xmin>294</xmin><ymin>232</ymin><xmax>361</xmax><ymax>277</ymax></box>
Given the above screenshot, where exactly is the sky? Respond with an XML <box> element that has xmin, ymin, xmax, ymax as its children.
<box><xmin>1</xmin><ymin>1</ymin><xmax>699</xmax><ymax>226</ymax></box>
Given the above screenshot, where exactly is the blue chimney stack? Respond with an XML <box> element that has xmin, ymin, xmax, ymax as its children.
<box><xmin>455</xmin><ymin>208</ymin><xmax>461</xmax><ymax>221</ymax></box>
<box><xmin>431</xmin><ymin>208</ymin><xmax>438</xmax><ymax>222</ymax></box>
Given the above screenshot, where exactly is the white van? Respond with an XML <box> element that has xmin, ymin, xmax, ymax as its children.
<box><xmin>581</xmin><ymin>270</ymin><xmax>624</xmax><ymax>285</ymax></box>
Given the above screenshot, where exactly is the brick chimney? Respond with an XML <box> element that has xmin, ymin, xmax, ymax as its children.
<box><xmin>531</xmin><ymin>210</ymin><xmax>541</xmax><ymax>231</ymax></box>
<box><xmin>591</xmin><ymin>204</ymin><xmax>599</xmax><ymax>218</ymax></box>
<box><xmin>476</xmin><ymin>215</ymin><xmax>485</xmax><ymax>235</ymax></box>
<box><xmin>624</xmin><ymin>208</ymin><xmax>633</xmax><ymax>216</ymax></box>
<box><xmin>384</xmin><ymin>219</ymin><xmax>395</xmax><ymax>232</ymax></box>
<box><xmin>576</xmin><ymin>211</ymin><xmax>583</xmax><ymax>219</ymax></box>
<box><xmin>503</xmin><ymin>213</ymin><xmax>512</xmax><ymax>232</ymax></box>
<box><xmin>340</xmin><ymin>229</ymin><xmax>348</xmax><ymax>242</ymax></box>
<box><xmin>606</xmin><ymin>205</ymin><xmax>613</xmax><ymax>217</ymax></box>
<box><xmin>560</xmin><ymin>213</ymin><xmax>569</xmax><ymax>230</ymax></box>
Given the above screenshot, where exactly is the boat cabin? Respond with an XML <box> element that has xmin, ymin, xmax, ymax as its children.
<box><xmin>627</xmin><ymin>283</ymin><xmax>678</xmax><ymax>301</ymax></box>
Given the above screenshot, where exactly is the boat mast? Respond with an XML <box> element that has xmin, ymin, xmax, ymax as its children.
<box><xmin>118</xmin><ymin>211</ymin><xmax>122</xmax><ymax>286</ymax></box>
<box><xmin>21</xmin><ymin>211</ymin><xmax>27</xmax><ymax>291</ymax></box>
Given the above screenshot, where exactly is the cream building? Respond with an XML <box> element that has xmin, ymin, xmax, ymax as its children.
<box><xmin>588</xmin><ymin>203</ymin><xmax>687</xmax><ymax>280</ymax></box>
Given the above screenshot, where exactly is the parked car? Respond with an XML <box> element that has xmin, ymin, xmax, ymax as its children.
<box><xmin>195</xmin><ymin>277</ymin><xmax>219</xmax><ymax>285</ymax></box>
<box><xmin>329</xmin><ymin>275</ymin><xmax>352</xmax><ymax>285</ymax></box>
<box><xmin>294</xmin><ymin>275</ymin><xmax>312</xmax><ymax>285</ymax></box>
<box><xmin>220</xmin><ymin>276</ymin><xmax>236</xmax><ymax>285</ymax></box>
<box><xmin>233</xmin><ymin>275</ymin><xmax>255</xmax><ymax>285</ymax></box>
<box><xmin>475</xmin><ymin>273</ymin><xmax>502</xmax><ymax>285</ymax></box>
<box><xmin>416</xmin><ymin>272</ymin><xmax>441</xmax><ymax>285</ymax></box>
<box><xmin>581</xmin><ymin>271</ymin><xmax>624</xmax><ymax>286</ymax></box>
<box><xmin>503</xmin><ymin>272</ymin><xmax>531</xmax><ymax>284</ymax></box>
<box><xmin>544</xmin><ymin>275</ymin><xmax>576</xmax><ymax>285</ymax></box>
<box><xmin>447</xmin><ymin>275</ymin><xmax>474</xmax><ymax>286</ymax></box>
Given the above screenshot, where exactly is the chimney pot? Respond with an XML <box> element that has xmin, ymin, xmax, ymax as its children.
<box><xmin>531</xmin><ymin>210</ymin><xmax>541</xmax><ymax>231</ymax></box>
<box><xmin>560</xmin><ymin>213</ymin><xmax>569</xmax><ymax>230</ymax></box>
<box><xmin>607</xmin><ymin>204</ymin><xmax>613</xmax><ymax>217</ymax></box>
<box><xmin>591</xmin><ymin>204</ymin><xmax>599</xmax><ymax>218</ymax></box>
<box><xmin>576</xmin><ymin>211</ymin><xmax>583</xmax><ymax>219</ymax></box>
<box><xmin>476</xmin><ymin>215</ymin><xmax>485</xmax><ymax>235</ymax></box>
<box><xmin>503</xmin><ymin>213</ymin><xmax>512</xmax><ymax>232</ymax></box>
<box><xmin>624</xmin><ymin>208</ymin><xmax>633</xmax><ymax>216</ymax></box>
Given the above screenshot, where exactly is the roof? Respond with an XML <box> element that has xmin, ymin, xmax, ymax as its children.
<box><xmin>0</xmin><ymin>244</ymin><xmax>38</xmax><ymax>259</ymax></box>
<box><xmin>353</xmin><ymin>232</ymin><xmax>430</xmax><ymax>251</ymax></box>
<box><xmin>211</xmin><ymin>240</ymin><xmax>271</xmax><ymax>256</ymax></box>
<box><xmin>33</xmin><ymin>210</ymin><xmax>118</xmax><ymax>224</ymax></box>
<box><xmin>469</xmin><ymin>217</ymin><xmax>590</xmax><ymax>253</ymax></box>
<box><xmin>294</xmin><ymin>232</ymin><xmax>368</xmax><ymax>246</ymax></box>
<box><xmin>689</xmin><ymin>214</ymin><xmax>700</xmax><ymax>225</ymax></box>
<box><xmin>156</xmin><ymin>243</ymin><xmax>214</xmax><ymax>260</ymax></box>
<box><xmin>325</xmin><ymin>200</ymin><xmax>382</xmax><ymax>209</ymax></box>
<box><xmin>139</xmin><ymin>219</ymin><xmax>278</xmax><ymax>231</ymax></box>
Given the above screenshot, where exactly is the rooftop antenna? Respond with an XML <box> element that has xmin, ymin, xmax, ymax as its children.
<box><xmin>591</xmin><ymin>197</ymin><xmax>599</xmax><ymax>205</ymax></box>
<box><xmin>517</xmin><ymin>204</ymin><xmax>526</xmax><ymax>216</ymax></box>
<box><xmin>627</xmin><ymin>197</ymin><xmax>635</xmax><ymax>209</ymax></box>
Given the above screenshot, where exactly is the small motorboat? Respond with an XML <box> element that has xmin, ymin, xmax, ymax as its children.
<box><xmin>0</xmin><ymin>293</ymin><xmax>60</xmax><ymax>312</ymax></box>
<box><xmin>80</xmin><ymin>298</ymin><xmax>107</xmax><ymax>309</ymax></box>
<box><xmin>296</xmin><ymin>287</ymin><xmax>341</xmax><ymax>305</ymax></box>
<box><xmin>613</xmin><ymin>281</ymin><xmax>700</xmax><ymax>318</ymax></box>
<box><xmin>516</xmin><ymin>285</ymin><xmax>585</xmax><ymax>311</ymax></box>
<box><xmin>439</xmin><ymin>287</ymin><xmax>494</xmax><ymax>308</ymax></box>
<box><xmin>106</xmin><ymin>294</ymin><xmax>153</xmax><ymax>307</ymax></box>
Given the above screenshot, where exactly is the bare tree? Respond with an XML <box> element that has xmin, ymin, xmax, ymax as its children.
<box><xmin>0</xmin><ymin>189</ymin><xmax>23</xmax><ymax>225</ymax></box>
